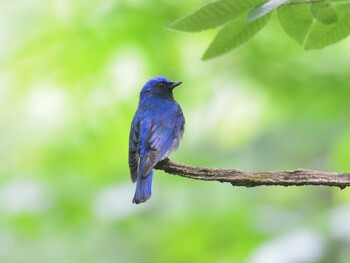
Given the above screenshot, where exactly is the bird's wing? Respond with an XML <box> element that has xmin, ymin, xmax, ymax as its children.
<box><xmin>129</xmin><ymin>117</ymin><xmax>140</xmax><ymax>183</ymax></box>
<box><xmin>140</xmin><ymin>112</ymin><xmax>185</xmax><ymax>178</ymax></box>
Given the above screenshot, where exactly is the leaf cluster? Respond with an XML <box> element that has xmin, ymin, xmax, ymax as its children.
<box><xmin>169</xmin><ymin>0</ymin><xmax>350</xmax><ymax>59</ymax></box>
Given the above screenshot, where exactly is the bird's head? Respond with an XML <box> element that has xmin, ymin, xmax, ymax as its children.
<box><xmin>140</xmin><ymin>76</ymin><xmax>182</xmax><ymax>100</ymax></box>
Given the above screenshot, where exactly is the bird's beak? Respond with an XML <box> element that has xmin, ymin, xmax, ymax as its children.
<box><xmin>169</xmin><ymin>81</ymin><xmax>182</xmax><ymax>89</ymax></box>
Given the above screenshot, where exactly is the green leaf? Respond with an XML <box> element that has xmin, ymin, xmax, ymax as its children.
<box><xmin>305</xmin><ymin>4</ymin><xmax>350</xmax><ymax>49</ymax></box>
<box><xmin>168</xmin><ymin>0</ymin><xmax>266</xmax><ymax>32</ymax></box>
<box><xmin>311</xmin><ymin>0</ymin><xmax>338</xmax><ymax>25</ymax></box>
<box><xmin>277</xmin><ymin>4</ymin><xmax>313</xmax><ymax>45</ymax></box>
<box><xmin>247</xmin><ymin>0</ymin><xmax>288</xmax><ymax>21</ymax></box>
<box><xmin>202</xmin><ymin>13</ymin><xmax>271</xmax><ymax>60</ymax></box>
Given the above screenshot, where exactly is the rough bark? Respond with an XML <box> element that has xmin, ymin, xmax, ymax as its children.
<box><xmin>155</xmin><ymin>158</ymin><xmax>350</xmax><ymax>189</ymax></box>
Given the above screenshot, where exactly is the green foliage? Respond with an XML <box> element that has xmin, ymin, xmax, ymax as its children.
<box><xmin>305</xmin><ymin>4</ymin><xmax>350</xmax><ymax>49</ymax></box>
<box><xmin>311</xmin><ymin>0</ymin><xmax>338</xmax><ymax>24</ymax></box>
<box><xmin>170</xmin><ymin>0</ymin><xmax>350</xmax><ymax>59</ymax></box>
<box><xmin>168</xmin><ymin>0</ymin><xmax>265</xmax><ymax>32</ymax></box>
<box><xmin>203</xmin><ymin>14</ymin><xmax>271</xmax><ymax>59</ymax></box>
<box><xmin>277</xmin><ymin>4</ymin><xmax>314</xmax><ymax>45</ymax></box>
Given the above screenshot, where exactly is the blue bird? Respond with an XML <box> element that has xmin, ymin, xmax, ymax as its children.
<box><xmin>129</xmin><ymin>76</ymin><xmax>185</xmax><ymax>204</ymax></box>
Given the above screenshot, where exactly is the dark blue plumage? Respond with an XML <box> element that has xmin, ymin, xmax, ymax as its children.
<box><xmin>129</xmin><ymin>76</ymin><xmax>185</xmax><ymax>204</ymax></box>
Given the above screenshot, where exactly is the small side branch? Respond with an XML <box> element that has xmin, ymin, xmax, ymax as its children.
<box><xmin>155</xmin><ymin>158</ymin><xmax>350</xmax><ymax>189</ymax></box>
<box><xmin>285</xmin><ymin>0</ymin><xmax>325</xmax><ymax>5</ymax></box>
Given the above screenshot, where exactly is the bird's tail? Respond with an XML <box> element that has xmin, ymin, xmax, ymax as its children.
<box><xmin>132</xmin><ymin>167</ymin><xmax>154</xmax><ymax>204</ymax></box>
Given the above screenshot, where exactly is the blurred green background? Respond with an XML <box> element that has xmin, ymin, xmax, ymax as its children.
<box><xmin>1</xmin><ymin>0</ymin><xmax>350</xmax><ymax>262</ymax></box>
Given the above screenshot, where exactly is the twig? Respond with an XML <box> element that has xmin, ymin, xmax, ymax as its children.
<box><xmin>155</xmin><ymin>158</ymin><xmax>350</xmax><ymax>189</ymax></box>
<box><xmin>285</xmin><ymin>0</ymin><xmax>325</xmax><ymax>5</ymax></box>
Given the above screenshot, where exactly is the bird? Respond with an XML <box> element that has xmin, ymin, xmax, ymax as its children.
<box><xmin>129</xmin><ymin>76</ymin><xmax>185</xmax><ymax>204</ymax></box>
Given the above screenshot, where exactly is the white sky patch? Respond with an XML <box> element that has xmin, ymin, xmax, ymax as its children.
<box><xmin>0</xmin><ymin>179</ymin><xmax>48</xmax><ymax>214</ymax></box>
<box><xmin>93</xmin><ymin>183</ymin><xmax>146</xmax><ymax>220</ymax></box>
<box><xmin>248</xmin><ymin>229</ymin><xmax>324</xmax><ymax>263</ymax></box>
<box><xmin>24</xmin><ymin>85</ymin><xmax>67</xmax><ymax>131</ymax></box>
<box><xmin>330</xmin><ymin>205</ymin><xmax>350</xmax><ymax>242</ymax></box>
<box><xmin>108</xmin><ymin>49</ymin><xmax>146</xmax><ymax>101</ymax></box>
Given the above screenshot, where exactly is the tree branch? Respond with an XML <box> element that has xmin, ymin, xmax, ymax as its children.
<box><xmin>155</xmin><ymin>158</ymin><xmax>350</xmax><ymax>189</ymax></box>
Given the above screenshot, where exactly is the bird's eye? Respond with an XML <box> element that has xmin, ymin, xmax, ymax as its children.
<box><xmin>159</xmin><ymin>83</ymin><xmax>164</xmax><ymax>88</ymax></box>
